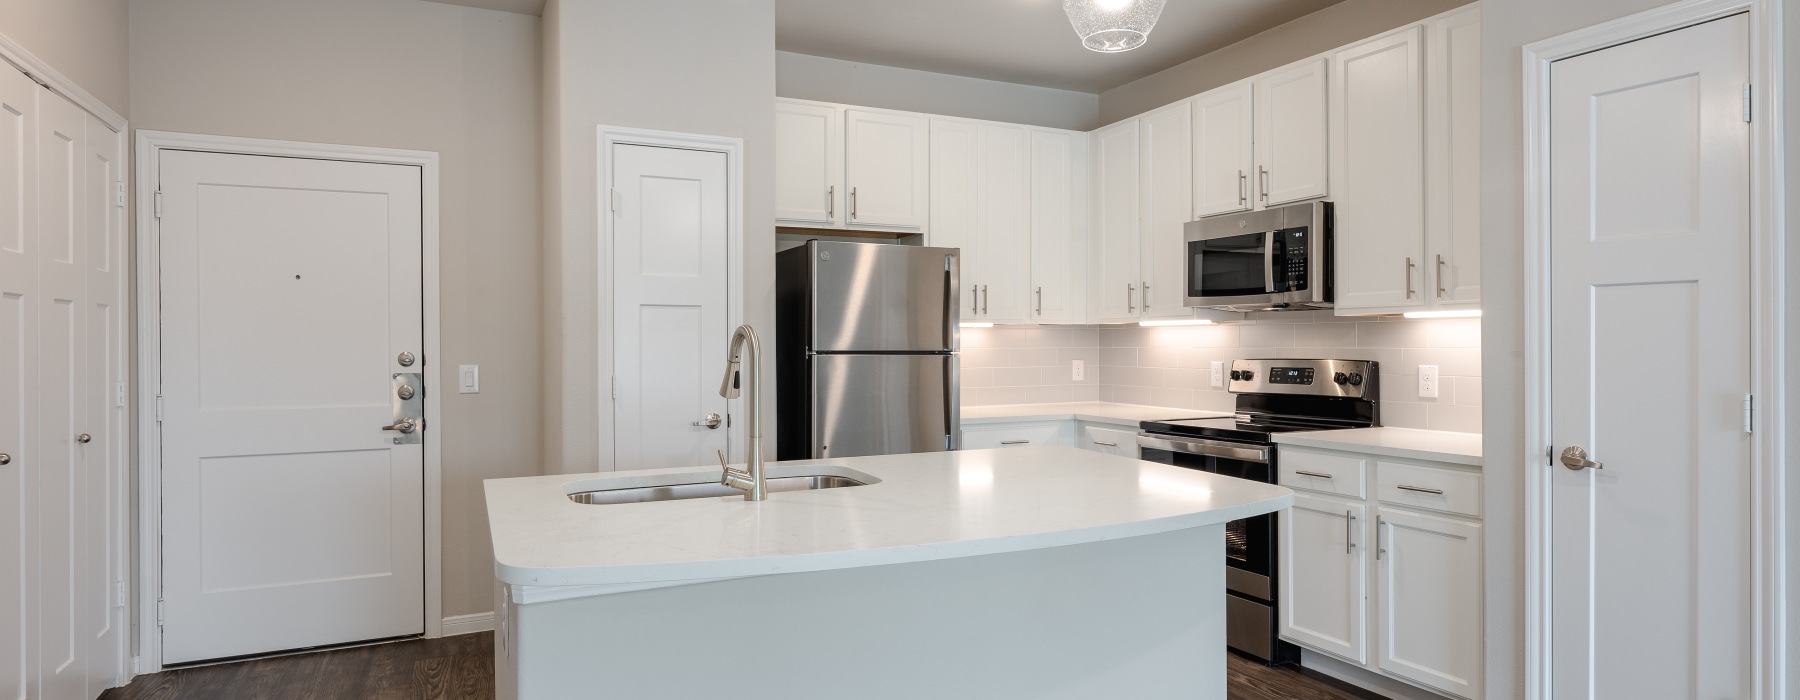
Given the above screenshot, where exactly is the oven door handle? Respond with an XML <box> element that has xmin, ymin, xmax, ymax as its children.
<box><xmin>1136</xmin><ymin>433</ymin><xmax>1271</xmax><ymax>463</ymax></box>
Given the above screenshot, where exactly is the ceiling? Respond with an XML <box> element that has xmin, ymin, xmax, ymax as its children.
<box><xmin>777</xmin><ymin>0</ymin><xmax>1345</xmax><ymax>94</ymax></box>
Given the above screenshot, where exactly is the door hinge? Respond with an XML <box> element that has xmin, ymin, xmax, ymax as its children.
<box><xmin>1546</xmin><ymin>445</ymin><xmax>1554</xmax><ymax>466</ymax></box>
<box><xmin>153</xmin><ymin>191</ymin><xmax>164</xmax><ymax>219</ymax></box>
<box><xmin>115</xmin><ymin>180</ymin><xmax>126</xmax><ymax>207</ymax></box>
<box><xmin>155</xmin><ymin>394</ymin><xmax>165</xmax><ymax>423</ymax></box>
<box><xmin>610</xmin><ymin>376</ymin><xmax>617</xmax><ymax>400</ymax></box>
<box><xmin>1743</xmin><ymin>394</ymin><xmax>1754</xmax><ymax>433</ymax></box>
<box><xmin>610</xmin><ymin>188</ymin><xmax>621</xmax><ymax>213</ymax></box>
<box><xmin>1744</xmin><ymin>84</ymin><xmax>1754</xmax><ymax>123</ymax></box>
<box><xmin>115</xmin><ymin>381</ymin><xmax>125</xmax><ymax>408</ymax></box>
<box><xmin>156</xmin><ymin>599</ymin><xmax>165</xmax><ymax>627</ymax></box>
<box><xmin>115</xmin><ymin>579</ymin><xmax>127</xmax><ymax>609</ymax></box>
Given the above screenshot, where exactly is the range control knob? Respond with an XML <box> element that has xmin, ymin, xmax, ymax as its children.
<box><xmin>1333</xmin><ymin>372</ymin><xmax>1348</xmax><ymax>385</ymax></box>
<box><xmin>1229</xmin><ymin>370</ymin><xmax>1243</xmax><ymax>381</ymax></box>
<box><xmin>1239</xmin><ymin>370</ymin><xmax>1255</xmax><ymax>382</ymax></box>
<box><xmin>1347</xmin><ymin>373</ymin><xmax>1364</xmax><ymax>386</ymax></box>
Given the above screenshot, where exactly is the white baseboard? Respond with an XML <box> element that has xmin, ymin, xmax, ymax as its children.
<box><xmin>441</xmin><ymin>612</ymin><xmax>495</xmax><ymax>637</ymax></box>
<box><xmin>1299</xmin><ymin>649</ymin><xmax>1451</xmax><ymax>700</ymax></box>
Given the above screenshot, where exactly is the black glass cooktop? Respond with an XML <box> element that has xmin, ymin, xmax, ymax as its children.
<box><xmin>1140</xmin><ymin>416</ymin><xmax>1346</xmax><ymax>444</ymax></box>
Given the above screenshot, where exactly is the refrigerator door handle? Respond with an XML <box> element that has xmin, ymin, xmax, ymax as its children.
<box><xmin>944</xmin><ymin>355</ymin><xmax>960</xmax><ymax>450</ymax></box>
<box><xmin>944</xmin><ymin>253</ymin><xmax>960</xmax><ymax>350</ymax></box>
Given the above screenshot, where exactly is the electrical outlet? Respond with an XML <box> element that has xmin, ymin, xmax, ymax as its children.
<box><xmin>1418</xmin><ymin>364</ymin><xmax>1439</xmax><ymax>399</ymax></box>
<box><xmin>1210</xmin><ymin>361</ymin><xmax>1224</xmax><ymax>388</ymax></box>
<box><xmin>1071</xmin><ymin>359</ymin><xmax>1085</xmax><ymax>381</ymax></box>
<box><xmin>459</xmin><ymin>365</ymin><xmax>480</xmax><ymax>394</ymax></box>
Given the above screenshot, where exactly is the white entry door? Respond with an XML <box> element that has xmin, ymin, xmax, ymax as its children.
<box><xmin>158</xmin><ymin>150</ymin><xmax>425</xmax><ymax>664</ymax></box>
<box><xmin>1548</xmin><ymin>15</ymin><xmax>1751</xmax><ymax>699</ymax></box>
<box><xmin>611</xmin><ymin>144</ymin><xmax>730</xmax><ymax>470</ymax></box>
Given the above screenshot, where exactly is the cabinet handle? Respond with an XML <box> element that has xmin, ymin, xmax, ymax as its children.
<box><xmin>1035</xmin><ymin>286</ymin><xmax>1043</xmax><ymax>316</ymax></box>
<box><xmin>981</xmin><ymin>284</ymin><xmax>989</xmax><ymax>315</ymax></box>
<box><xmin>1396</xmin><ymin>484</ymin><xmax>1444</xmax><ymax>495</ymax></box>
<box><xmin>827</xmin><ymin>185</ymin><xmax>834</xmax><ymax>218</ymax></box>
<box><xmin>1346</xmin><ymin>510</ymin><xmax>1356</xmax><ymax>554</ymax></box>
<box><xmin>1093</xmin><ymin>440</ymin><xmax>1118</xmax><ymax>447</ymax></box>
<box><xmin>1259</xmin><ymin>166</ymin><xmax>1270</xmax><ymax>202</ymax></box>
<box><xmin>849</xmin><ymin>186</ymin><xmax>857</xmax><ymax>220</ymax></box>
<box><xmin>1000</xmin><ymin>439</ymin><xmax>1030</xmax><ymax>445</ymax></box>
<box><xmin>1435</xmin><ymin>254</ymin><xmax>1446</xmax><ymax>298</ymax></box>
<box><xmin>1295</xmin><ymin>470</ymin><xmax>1333</xmax><ymax>479</ymax></box>
<box><xmin>1141</xmin><ymin>282</ymin><xmax>1150</xmax><ymax>308</ymax></box>
<box><xmin>1405</xmin><ymin>257</ymin><xmax>1416</xmax><ymax>299</ymax></box>
<box><xmin>1127</xmin><ymin>284</ymin><xmax>1135</xmax><ymax>313</ymax></box>
<box><xmin>973</xmin><ymin>286</ymin><xmax>980</xmax><ymax>315</ymax></box>
<box><xmin>1237</xmin><ymin>170</ymin><xmax>1248</xmax><ymax>205</ymax></box>
<box><xmin>1376</xmin><ymin>517</ymin><xmax>1387</xmax><ymax>560</ymax></box>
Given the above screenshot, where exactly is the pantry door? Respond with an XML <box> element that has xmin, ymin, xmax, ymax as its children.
<box><xmin>157</xmin><ymin>149</ymin><xmax>425</xmax><ymax>665</ymax></box>
<box><xmin>1546</xmin><ymin>14</ymin><xmax>1751</xmax><ymax>699</ymax></box>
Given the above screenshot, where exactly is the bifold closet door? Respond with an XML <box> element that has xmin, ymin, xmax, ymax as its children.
<box><xmin>0</xmin><ymin>61</ymin><xmax>40</xmax><ymax>700</ymax></box>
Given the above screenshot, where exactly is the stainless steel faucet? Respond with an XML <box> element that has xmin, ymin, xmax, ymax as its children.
<box><xmin>717</xmin><ymin>324</ymin><xmax>766</xmax><ymax>501</ymax></box>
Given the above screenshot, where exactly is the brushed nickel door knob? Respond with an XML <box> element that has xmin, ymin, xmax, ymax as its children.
<box><xmin>0</xmin><ymin>453</ymin><xmax>10</xmax><ymax>465</ymax></box>
<box><xmin>77</xmin><ymin>434</ymin><xmax>92</xmax><ymax>444</ymax></box>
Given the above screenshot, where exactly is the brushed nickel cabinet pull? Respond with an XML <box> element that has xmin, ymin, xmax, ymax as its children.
<box><xmin>1435</xmin><ymin>254</ymin><xmax>1447</xmax><ymax>298</ymax></box>
<box><xmin>1396</xmin><ymin>484</ymin><xmax>1444</xmax><ymax>495</ymax></box>
<box><xmin>1405</xmin><ymin>257</ymin><xmax>1417</xmax><ymax>298</ymax></box>
<box><xmin>1295</xmin><ymin>470</ymin><xmax>1333</xmax><ymax>479</ymax></box>
<box><xmin>1093</xmin><ymin>441</ymin><xmax>1118</xmax><ymax>447</ymax></box>
<box><xmin>1346</xmin><ymin>510</ymin><xmax>1356</xmax><ymax>554</ymax></box>
<box><xmin>1000</xmin><ymin>439</ymin><xmax>1030</xmax><ymax>445</ymax></box>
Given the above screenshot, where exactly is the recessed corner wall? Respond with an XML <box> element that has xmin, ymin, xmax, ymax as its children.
<box><xmin>0</xmin><ymin>0</ymin><xmax>129</xmax><ymax>116</ymax></box>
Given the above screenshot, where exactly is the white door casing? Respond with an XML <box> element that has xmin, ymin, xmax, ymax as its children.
<box><xmin>0</xmin><ymin>64</ymin><xmax>37</xmax><ymax>700</ymax></box>
<box><xmin>611</xmin><ymin>144</ymin><xmax>731</xmax><ymax>471</ymax></box>
<box><xmin>157</xmin><ymin>150</ymin><xmax>426</xmax><ymax>665</ymax></box>
<box><xmin>1547</xmin><ymin>14</ymin><xmax>1751</xmax><ymax>699</ymax></box>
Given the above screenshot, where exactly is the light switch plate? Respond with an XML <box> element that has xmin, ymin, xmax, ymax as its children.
<box><xmin>1210</xmin><ymin>361</ymin><xmax>1224</xmax><ymax>388</ymax></box>
<box><xmin>1418</xmin><ymin>365</ymin><xmax>1439</xmax><ymax>398</ymax></box>
<box><xmin>1071</xmin><ymin>359</ymin><xmax>1085</xmax><ymax>381</ymax></box>
<box><xmin>459</xmin><ymin>365</ymin><xmax>480</xmax><ymax>394</ymax></box>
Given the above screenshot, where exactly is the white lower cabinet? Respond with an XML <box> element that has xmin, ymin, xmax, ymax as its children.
<box><xmin>960</xmin><ymin>421</ymin><xmax>1071</xmax><ymax>450</ymax></box>
<box><xmin>1279</xmin><ymin>445</ymin><xmax>1483</xmax><ymax>699</ymax></box>
<box><xmin>1079</xmin><ymin>423</ymin><xmax>1139</xmax><ymax>457</ymax></box>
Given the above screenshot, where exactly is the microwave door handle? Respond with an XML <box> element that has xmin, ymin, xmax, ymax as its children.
<box><xmin>1264</xmin><ymin>234</ymin><xmax>1278</xmax><ymax>293</ymax></box>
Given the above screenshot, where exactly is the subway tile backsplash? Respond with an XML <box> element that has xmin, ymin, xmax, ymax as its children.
<box><xmin>960</xmin><ymin>311</ymin><xmax>1482</xmax><ymax>433</ymax></box>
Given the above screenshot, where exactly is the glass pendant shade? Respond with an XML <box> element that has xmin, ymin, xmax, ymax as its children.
<box><xmin>1063</xmin><ymin>0</ymin><xmax>1169</xmax><ymax>53</ymax></box>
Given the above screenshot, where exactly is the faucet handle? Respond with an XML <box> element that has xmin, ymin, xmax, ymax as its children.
<box><xmin>716</xmin><ymin>449</ymin><xmax>729</xmax><ymax>471</ymax></box>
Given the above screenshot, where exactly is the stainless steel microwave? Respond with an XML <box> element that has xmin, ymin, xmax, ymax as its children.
<box><xmin>1183</xmin><ymin>201</ymin><xmax>1333</xmax><ymax>312</ymax></box>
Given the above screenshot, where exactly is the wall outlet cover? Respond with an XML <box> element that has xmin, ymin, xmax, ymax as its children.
<box><xmin>1210</xmin><ymin>361</ymin><xmax>1224</xmax><ymax>388</ymax></box>
<box><xmin>1071</xmin><ymin>359</ymin><xmax>1085</xmax><ymax>381</ymax></box>
<box><xmin>1418</xmin><ymin>364</ymin><xmax>1438</xmax><ymax>399</ymax></box>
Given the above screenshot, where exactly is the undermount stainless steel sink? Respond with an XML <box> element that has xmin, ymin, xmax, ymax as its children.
<box><xmin>568</xmin><ymin>475</ymin><xmax>867</xmax><ymax>505</ymax></box>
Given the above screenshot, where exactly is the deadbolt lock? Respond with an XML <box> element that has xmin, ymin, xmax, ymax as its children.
<box><xmin>397</xmin><ymin>385</ymin><xmax>416</xmax><ymax>400</ymax></box>
<box><xmin>397</xmin><ymin>351</ymin><xmax>416</xmax><ymax>367</ymax></box>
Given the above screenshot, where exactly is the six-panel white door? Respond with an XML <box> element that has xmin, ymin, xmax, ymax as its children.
<box><xmin>612</xmin><ymin>144</ymin><xmax>732</xmax><ymax>470</ymax></box>
<box><xmin>1548</xmin><ymin>15</ymin><xmax>1753</xmax><ymax>699</ymax></box>
<box><xmin>1280</xmin><ymin>492</ymin><xmax>1367</xmax><ymax>663</ymax></box>
<box><xmin>0</xmin><ymin>65</ymin><xmax>38</xmax><ymax>700</ymax></box>
<box><xmin>1253</xmin><ymin>57</ymin><xmax>1329</xmax><ymax>207</ymax></box>
<box><xmin>844</xmin><ymin>109</ymin><xmax>927</xmax><ymax>230</ymax></box>
<box><xmin>1192</xmin><ymin>81</ymin><xmax>1255</xmax><ymax>218</ymax></box>
<box><xmin>158</xmin><ymin>150</ymin><xmax>425</xmax><ymax>664</ymax></box>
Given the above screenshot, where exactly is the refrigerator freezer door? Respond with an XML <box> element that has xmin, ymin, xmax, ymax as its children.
<box><xmin>809</xmin><ymin>241</ymin><xmax>959</xmax><ymax>353</ymax></box>
<box><xmin>811</xmin><ymin>354</ymin><xmax>959</xmax><ymax>458</ymax></box>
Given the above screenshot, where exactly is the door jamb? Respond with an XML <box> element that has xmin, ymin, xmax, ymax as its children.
<box><xmin>1519</xmin><ymin>1</ymin><xmax>1785</xmax><ymax>698</ymax></box>
<box><xmin>133</xmin><ymin>131</ymin><xmax>444</xmax><ymax>675</ymax></box>
<box><xmin>595</xmin><ymin>126</ymin><xmax>747</xmax><ymax>467</ymax></box>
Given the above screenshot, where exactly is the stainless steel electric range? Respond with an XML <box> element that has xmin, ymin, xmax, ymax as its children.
<box><xmin>1137</xmin><ymin>358</ymin><xmax>1380</xmax><ymax>665</ymax></box>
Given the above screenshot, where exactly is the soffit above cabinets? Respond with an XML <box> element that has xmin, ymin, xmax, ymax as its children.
<box><xmin>777</xmin><ymin>0</ymin><xmax>1346</xmax><ymax>94</ymax></box>
<box><xmin>418</xmin><ymin>0</ymin><xmax>545</xmax><ymax>16</ymax></box>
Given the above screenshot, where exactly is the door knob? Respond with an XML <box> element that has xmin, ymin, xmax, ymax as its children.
<box><xmin>691</xmin><ymin>413</ymin><xmax>722</xmax><ymax>429</ymax></box>
<box><xmin>0</xmin><ymin>453</ymin><xmax>10</xmax><ymax>465</ymax></box>
<box><xmin>1560</xmin><ymin>446</ymin><xmax>1603</xmax><ymax>471</ymax></box>
<box><xmin>76</xmin><ymin>434</ymin><xmax>92</xmax><ymax>444</ymax></box>
<box><xmin>396</xmin><ymin>384</ymin><xmax>416</xmax><ymax>400</ymax></box>
<box><xmin>382</xmin><ymin>419</ymin><xmax>418</xmax><ymax>434</ymax></box>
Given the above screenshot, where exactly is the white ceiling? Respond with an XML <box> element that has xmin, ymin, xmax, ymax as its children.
<box><xmin>419</xmin><ymin>0</ymin><xmax>547</xmax><ymax>16</ymax></box>
<box><xmin>776</xmin><ymin>0</ymin><xmax>1345</xmax><ymax>94</ymax></box>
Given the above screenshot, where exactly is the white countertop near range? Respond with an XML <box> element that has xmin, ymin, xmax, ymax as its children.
<box><xmin>960</xmin><ymin>401</ymin><xmax>1229</xmax><ymax>428</ymax></box>
<box><xmin>485</xmin><ymin>446</ymin><xmax>1291</xmax><ymax>590</ymax></box>
<box><xmin>1273</xmin><ymin>427</ymin><xmax>1484</xmax><ymax>467</ymax></box>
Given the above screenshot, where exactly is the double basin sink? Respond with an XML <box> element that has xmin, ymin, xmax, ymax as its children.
<box><xmin>568</xmin><ymin>474</ymin><xmax>868</xmax><ymax>505</ymax></box>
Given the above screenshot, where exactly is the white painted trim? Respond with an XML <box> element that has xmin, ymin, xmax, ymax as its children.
<box><xmin>595</xmin><ymin>126</ymin><xmax>748</xmax><ymax>465</ymax></box>
<box><xmin>1519</xmin><ymin>2</ymin><xmax>1785</xmax><ymax>698</ymax></box>
<box><xmin>132</xmin><ymin>131</ymin><xmax>445</xmax><ymax>676</ymax></box>
<box><xmin>1297</xmin><ymin>650</ymin><xmax>1450</xmax><ymax>700</ymax></box>
<box><xmin>441</xmin><ymin>612</ymin><xmax>495</xmax><ymax>637</ymax></box>
<box><xmin>0</xmin><ymin>30</ymin><xmax>126</xmax><ymax>132</ymax></box>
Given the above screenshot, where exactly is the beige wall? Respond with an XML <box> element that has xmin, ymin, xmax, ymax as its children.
<box><xmin>777</xmin><ymin>51</ymin><xmax>1098</xmax><ymax>131</ymax></box>
<box><xmin>542</xmin><ymin>0</ymin><xmax>776</xmax><ymax>473</ymax></box>
<box><xmin>129</xmin><ymin>0</ymin><xmax>543</xmax><ymax>619</ymax></box>
<box><xmin>1096</xmin><ymin>0</ymin><xmax>1470</xmax><ymax>126</ymax></box>
<box><xmin>0</xmin><ymin>0</ymin><xmax>129</xmax><ymax>115</ymax></box>
<box><xmin>1477</xmin><ymin>0</ymin><xmax>1685</xmax><ymax>696</ymax></box>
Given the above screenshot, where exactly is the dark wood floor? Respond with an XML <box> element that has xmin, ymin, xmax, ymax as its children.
<box><xmin>104</xmin><ymin>633</ymin><xmax>1386</xmax><ymax>699</ymax></box>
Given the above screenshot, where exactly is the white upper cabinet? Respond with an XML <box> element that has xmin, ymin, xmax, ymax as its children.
<box><xmin>1192</xmin><ymin>80</ymin><xmax>1255</xmax><ymax>217</ymax></box>
<box><xmin>1139</xmin><ymin>100</ymin><xmax>1195</xmax><ymax>320</ymax></box>
<box><xmin>1425</xmin><ymin>4</ymin><xmax>1481</xmax><ymax>309</ymax></box>
<box><xmin>930</xmin><ymin>118</ymin><xmax>981</xmax><ymax>311</ymax></box>
<box><xmin>1029</xmin><ymin>128</ymin><xmax>1087</xmax><ymax>323</ymax></box>
<box><xmin>1090</xmin><ymin>119</ymin><xmax>1142</xmax><ymax>324</ymax></box>
<box><xmin>1331</xmin><ymin>26</ymin><xmax>1427</xmax><ymax>313</ymax></box>
<box><xmin>1376</xmin><ymin>507</ymin><xmax>1484</xmax><ymax>700</ymax></box>
<box><xmin>1254</xmin><ymin>57</ymin><xmax>1330</xmax><ymax>207</ymax></box>
<box><xmin>844</xmin><ymin>108</ymin><xmax>929</xmax><ymax>230</ymax></box>
<box><xmin>977</xmin><ymin>124</ymin><xmax>1032</xmax><ymax>323</ymax></box>
<box><xmin>775</xmin><ymin>100</ymin><xmax>840</xmax><ymax>226</ymax></box>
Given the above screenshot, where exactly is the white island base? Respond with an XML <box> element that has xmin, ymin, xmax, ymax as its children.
<box><xmin>497</xmin><ymin>526</ymin><xmax>1224</xmax><ymax>700</ymax></box>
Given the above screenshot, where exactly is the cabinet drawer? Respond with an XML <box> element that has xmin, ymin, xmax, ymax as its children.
<box><xmin>1081</xmin><ymin>424</ymin><xmax>1139</xmax><ymax>458</ymax></box>
<box><xmin>1278</xmin><ymin>449</ymin><xmax>1367</xmax><ymax>498</ymax></box>
<box><xmin>1376</xmin><ymin>461</ymin><xmax>1481</xmax><ymax>518</ymax></box>
<box><xmin>961</xmin><ymin>422</ymin><xmax>1066</xmax><ymax>450</ymax></box>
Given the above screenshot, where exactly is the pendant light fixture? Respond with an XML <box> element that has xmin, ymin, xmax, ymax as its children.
<box><xmin>1063</xmin><ymin>0</ymin><xmax>1169</xmax><ymax>53</ymax></box>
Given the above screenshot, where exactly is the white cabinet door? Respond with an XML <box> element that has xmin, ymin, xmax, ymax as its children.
<box><xmin>1331</xmin><ymin>28</ymin><xmax>1426</xmax><ymax>313</ymax></box>
<box><xmin>1254</xmin><ymin>57</ymin><xmax>1329</xmax><ymax>207</ymax></box>
<box><xmin>775</xmin><ymin>100</ymin><xmax>840</xmax><ymax>226</ymax></box>
<box><xmin>1080</xmin><ymin>425</ymin><xmax>1138</xmax><ymax>458</ymax></box>
<box><xmin>961</xmin><ymin>422</ymin><xmax>1069</xmax><ymax>450</ymax></box>
<box><xmin>1138</xmin><ymin>101</ymin><xmax>1193</xmax><ymax>320</ymax></box>
<box><xmin>1280</xmin><ymin>492</ymin><xmax>1367</xmax><ymax>663</ymax></box>
<box><xmin>844</xmin><ymin>109</ymin><xmax>928</xmax><ymax>230</ymax></box>
<box><xmin>1425</xmin><ymin>6</ymin><xmax>1481</xmax><ymax>308</ymax></box>
<box><xmin>929</xmin><ymin>119</ymin><xmax>982</xmax><ymax>317</ymax></box>
<box><xmin>978</xmin><ymin>124</ymin><xmax>1031</xmax><ymax>324</ymax></box>
<box><xmin>1192</xmin><ymin>81</ymin><xmax>1255</xmax><ymax>217</ymax></box>
<box><xmin>1029</xmin><ymin>129</ymin><xmax>1085</xmax><ymax>323</ymax></box>
<box><xmin>1091</xmin><ymin>120</ymin><xmax>1141</xmax><ymax>323</ymax></box>
<box><xmin>1376</xmin><ymin>508</ymin><xmax>1483</xmax><ymax>700</ymax></box>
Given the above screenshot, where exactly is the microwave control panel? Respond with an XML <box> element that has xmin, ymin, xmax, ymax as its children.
<box><xmin>1275</xmin><ymin>228</ymin><xmax>1309</xmax><ymax>292</ymax></box>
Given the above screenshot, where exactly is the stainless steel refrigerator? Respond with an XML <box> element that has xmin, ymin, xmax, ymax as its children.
<box><xmin>775</xmin><ymin>240</ymin><xmax>960</xmax><ymax>460</ymax></box>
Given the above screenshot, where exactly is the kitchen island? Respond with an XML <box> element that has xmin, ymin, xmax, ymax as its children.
<box><xmin>485</xmin><ymin>445</ymin><xmax>1291</xmax><ymax>699</ymax></box>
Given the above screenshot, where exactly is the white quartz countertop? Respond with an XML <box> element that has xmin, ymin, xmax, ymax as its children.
<box><xmin>960</xmin><ymin>402</ymin><xmax>1228</xmax><ymax>428</ymax></box>
<box><xmin>485</xmin><ymin>446</ymin><xmax>1291</xmax><ymax>590</ymax></box>
<box><xmin>1273</xmin><ymin>427</ymin><xmax>1484</xmax><ymax>467</ymax></box>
